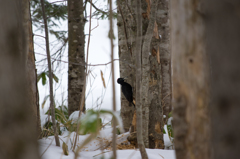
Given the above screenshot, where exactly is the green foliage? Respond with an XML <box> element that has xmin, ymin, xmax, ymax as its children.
<box><xmin>165</xmin><ymin>111</ymin><xmax>174</xmax><ymax>143</ymax></box>
<box><xmin>37</xmin><ymin>71</ymin><xmax>59</xmax><ymax>86</ymax></box>
<box><xmin>31</xmin><ymin>0</ymin><xmax>67</xmax><ymax>41</ymax></box>
<box><xmin>74</xmin><ymin>109</ymin><xmax>123</xmax><ymax>158</ymax></box>
<box><xmin>62</xmin><ymin>142</ymin><xmax>69</xmax><ymax>156</ymax></box>
<box><xmin>92</xmin><ymin>10</ymin><xmax>117</xmax><ymax>20</ymax></box>
<box><xmin>167</xmin><ymin>124</ymin><xmax>174</xmax><ymax>138</ymax></box>
<box><xmin>78</xmin><ymin>109</ymin><xmax>102</xmax><ymax>135</ymax></box>
<box><xmin>44</xmin><ymin>105</ymin><xmax>78</xmax><ymax>135</ymax></box>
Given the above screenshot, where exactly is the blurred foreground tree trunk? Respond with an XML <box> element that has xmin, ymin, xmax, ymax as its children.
<box><xmin>68</xmin><ymin>0</ymin><xmax>86</xmax><ymax>115</ymax></box>
<box><xmin>25</xmin><ymin>0</ymin><xmax>42</xmax><ymax>138</ymax></box>
<box><xmin>0</xmin><ymin>1</ymin><xmax>40</xmax><ymax>159</ymax></box>
<box><xmin>206</xmin><ymin>1</ymin><xmax>240</xmax><ymax>159</ymax></box>
<box><xmin>171</xmin><ymin>0</ymin><xmax>211</xmax><ymax>159</ymax></box>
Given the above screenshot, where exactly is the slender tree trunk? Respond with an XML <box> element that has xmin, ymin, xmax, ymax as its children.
<box><xmin>117</xmin><ymin>0</ymin><xmax>136</xmax><ymax>132</ymax></box>
<box><xmin>40</xmin><ymin>0</ymin><xmax>60</xmax><ymax>146</ymax></box>
<box><xmin>24</xmin><ymin>0</ymin><xmax>42</xmax><ymax>139</ymax></box>
<box><xmin>158</xmin><ymin>0</ymin><xmax>172</xmax><ymax>124</ymax></box>
<box><xmin>0</xmin><ymin>1</ymin><xmax>40</xmax><ymax>158</ymax></box>
<box><xmin>205</xmin><ymin>1</ymin><xmax>240</xmax><ymax>159</ymax></box>
<box><xmin>141</xmin><ymin>0</ymin><xmax>160</xmax><ymax>148</ymax></box>
<box><xmin>109</xmin><ymin>0</ymin><xmax>117</xmax><ymax>157</ymax></box>
<box><xmin>171</xmin><ymin>0</ymin><xmax>211</xmax><ymax>159</ymax></box>
<box><xmin>135</xmin><ymin>0</ymin><xmax>148</xmax><ymax>158</ymax></box>
<box><xmin>68</xmin><ymin>0</ymin><xmax>85</xmax><ymax>116</ymax></box>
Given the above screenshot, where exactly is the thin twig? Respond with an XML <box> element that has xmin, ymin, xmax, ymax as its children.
<box><xmin>35</xmin><ymin>52</ymin><xmax>120</xmax><ymax>67</ymax></box>
<box><xmin>91</xmin><ymin>19</ymin><xmax>99</xmax><ymax>31</ymax></box>
<box><xmin>40</xmin><ymin>137</ymin><xmax>55</xmax><ymax>157</ymax></box>
<box><xmin>33</xmin><ymin>34</ymin><xmax>46</xmax><ymax>39</ymax></box>
<box><xmin>50</xmin><ymin>0</ymin><xmax>67</xmax><ymax>4</ymax></box>
<box><xmin>92</xmin><ymin>150</ymin><xmax>111</xmax><ymax>157</ymax></box>
<box><xmin>86</xmin><ymin>0</ymin><xmax>108</xmax><ymax>14</ymax></box>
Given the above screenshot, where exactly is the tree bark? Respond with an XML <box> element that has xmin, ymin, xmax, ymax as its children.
<box><xmin>0</xmin><ymin>1</ymin><xmax>40</xmax><ymax>158</ymax></box>
<box><xmin>135</xmin><ymin>0</ymin><xmax>148</xmax><ymax>157</ymax></box>
<box><xmin>141</xmin><ymin>0</ymin><xmax>160</xmax><ymax>148</ymax></box>
<box><xmin>68</xmin><ymin>0</ymin><xmax>86</xmax><ymax>116</ymax></box>
<box><xmin>171</xmin><ymin>0</ymin><xmax>211</xmax><ymax>159</ymax></box>
<box><xmin>158</xmin><ymin>0</ymin><xmax>172</xmax><ymax>124</ymax></box>
<box><xmin>205</xmin><ymin>1</ymin><xmax>240</xmax><ymax>159</ymax></box>
<box><xmin>24</xmin><ymin>0</ymin><xmax>42</xmax><ymax>139</ymax></box>
<box><xmin>117</xmin><ymin>0</ymin><xmax>136</xmax><ymax>132</ymax></box>
<box><xmin>148</xmin><ymin>0</ymin><xmax>168</xmax><ymax>149</ymax></box>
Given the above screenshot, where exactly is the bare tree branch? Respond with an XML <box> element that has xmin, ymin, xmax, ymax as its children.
<box><xmin>86</xmin><ymin>0</ymin><xmax>108</xmax><ymax>14</ymax></box>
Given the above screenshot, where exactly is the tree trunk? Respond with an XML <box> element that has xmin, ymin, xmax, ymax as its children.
<box><xmin>135</xmin><ymin>0</ymin><xmax>148</xmax><ymax>157</ymax></box>
<box><xmin>117</xmin><ymin>0</ymin><xmax>136</xmax><ymax>132</ymax></box>
<box><xmin>205</xmin><ymin>1</ymin><xmax>240</xmax><ymax>159</ymax></box>
<box><xmin>148</xmin><ymin>0</ymin><xmax>169</xmax><ymax>149</ymax></box>
<box><xmin>24</xmin><ymin>0</ymin><xmax>42</xmax><ymax>139</ymax></box>
<box><xmin>68</xmin><ymin>0</ymin><xmax>85</xmax><ymax>116</ymax></box>
<box><xmin>158</xmin><ymin>0</ymin><xmax>172</xmax><ymax>124</ymax></box>
<box><xmin>118</xmin><ymin>0</ymin><xmax>165</xmax><ymax>149</ymax></box>
<box><xmin>171</xmin><ymin>0</ymin><xmax>211</xmax><ymax>159</ymax></box>
<box><xmin>0</xmin><ymin>1</ymin><xmax>40</xmax><ymax>158</ymax></box>
<box><xmin>40</xmin><ymin>0</ymin><xmax>60</xmax><ymax>146</ymax></box>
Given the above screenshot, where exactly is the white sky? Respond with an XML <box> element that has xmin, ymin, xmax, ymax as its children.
<box><xmin>35</xmin><ymin>1</ymin><xmax>121</xmax><ymax>117</ymax></box>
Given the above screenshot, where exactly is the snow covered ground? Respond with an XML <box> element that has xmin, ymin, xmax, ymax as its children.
<box><xmin>39</xmin><ymin>126</ymin><xmax>175</xmax><ymax>159</ymax></box>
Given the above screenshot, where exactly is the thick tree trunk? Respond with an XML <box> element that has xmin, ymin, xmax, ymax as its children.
<box><xmin>171</xmin><ymin>0</ymin><xmax>211</xmax><ymax>159</ymax></box>
<box><xmin>0</xmin><ymin>1</ymin><xmax>40</xmax><ymax>158</ymax></box>
<box><xmin>117</xmin><ymin>0</ymin><xmax>136</xmax><ymax>132</ymax></box>
<box><xmin>205</xmin><ymin>1</ymin><xmax>240</xmax><ymax>159</ymax></box>
<box><xmin>148</xmin><ymin>0</ymin><xmax>166</xmax><ymax>149</ymax></box>
<box><xmin>24</xmin><ymin>0</ymin><xmax>42</xmax><ymax>139</ymax></box>
<box><xmin>118</xmin><ymin>0</ymin><xmax>165</xmax><ymax>149</ymax></box>
<box><xmin>68</xmin><ymin>0</ymin><xmax>85</xmax><ymax>115</ymax></box>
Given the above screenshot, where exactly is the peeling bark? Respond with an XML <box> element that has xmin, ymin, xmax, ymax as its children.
<box><xmin>68</xmin><ymin>0</ymin><xmax>85</xmax><ymax>115</ymax></box>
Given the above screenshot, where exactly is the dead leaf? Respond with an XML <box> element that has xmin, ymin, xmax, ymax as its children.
<box><xmin>62</xmin><ymin>142</ymin><xmax>69</xmax><ymax>156</ymax></box>
<box><xmin>157</xmin><ymin>46</ymin><xmax>160</xmax><ymax>64</ymax></box>
<box><xmin>100</xmin><ymin>70</ymin><xmax>106</xmax><ymax>88</ymax></box>
<box><xmin>153</xmin><ymin>21</ymin><xmax>159</xmax><ymax>39</ymax></box>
